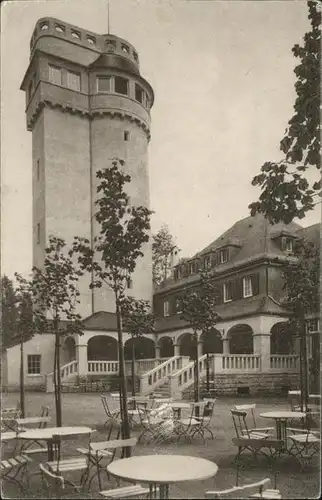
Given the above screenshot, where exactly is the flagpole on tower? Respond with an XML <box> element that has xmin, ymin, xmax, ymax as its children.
<box><xmin>107</xmin><ymin>0</ymin><xmax>110</xmax><ymax>34</ymax></box>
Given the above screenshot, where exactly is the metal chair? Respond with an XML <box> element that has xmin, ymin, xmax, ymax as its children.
<box><xmin>231</xmin><ymin>409</ymin><xmax>272</xmax><ymax>441</ymax></box>
<box><xmin>137</xmin><ymin>406</ymin><xmax>164</xmax><ymax>444</ymax></box>
<box><xmin>288</xmin><ymin>426</ymin><xmax>320</xmax><ymax>470</ymax></box>
<box><xmin>1</xmin><ymin>404</ymin><xmax>21</xmax><ymax>432</ymax></box>
<box><xmin>233</xmin><ymin>404</ymin><xmax>273</xmax><ymax>437</ymax></box>
<box><xmin>43</xmin><ymin>430</ymin><xmax>94</xmax><ymax>493</ymax></box>
<box><xmin>175</xmin><ymin>402</ymin><xmax>207</xmax><ymax>443</ymax></box>
<box><xmin>77</xmin><ymin>437</ymin><xmax>137</xmax><ymax>491</ymax></box>
<box><xmin>0</xmin><ymin>454</ymin><xmax>33</xmax><ymax>492</ymax></box>
<box><xmin>101</xmin><ymin>395</ymin><xmax>122</xmax><ymax>439</ymax></box>
<box><xmin>205</xmin><ymin>477</ymin><xmax>282</xmax><ymax>499</ymax></box>
<box><xmin>100</xmin><ymin>484</ymin><xmax>159</xmax><ymax>499</ymax></box>
<box><xmin>19</xmin><ymin>406</ymin><xmax>51</xmax><ymax>456</ymax></box>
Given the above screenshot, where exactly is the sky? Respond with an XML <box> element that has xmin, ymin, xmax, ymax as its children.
<box><xmin>1</xmin><ymin>0</ymin><xmax>320</xmax><ymax>278</ymax></box>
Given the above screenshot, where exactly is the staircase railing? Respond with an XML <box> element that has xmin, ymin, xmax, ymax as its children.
<box><xmin>124</xmin><ymin>358</ymin><xmax>170</xmax><ymax>376</ymax></box>
<box><xmin>168</xmin><ymin>354</ymin><xmax>211</xmax><ymax>399</ymax></box>
<box><xmin>140</xmin><ymin>356</ymin><xmax>190</xmax><ymax>394</ymax></box>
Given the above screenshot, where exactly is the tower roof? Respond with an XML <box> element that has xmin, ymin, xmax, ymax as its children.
<box><xmin>89</xmin><ymin>53</ymin><xmax>140</xmax><ymax>76</ymax></box>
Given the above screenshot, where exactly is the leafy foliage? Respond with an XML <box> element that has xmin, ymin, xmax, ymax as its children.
<box><xmin>121</xmin><ymin>297</ymin><xmax>155</xmax><ymax>338</ymax></box>
<box><xmin>71</xmin><ymin>159</ymin><xmax>152</xmax><ymax>298</ymax></box>
<box><xmin>249</xmin><ymin>1</ymin><xmax>321</xmax><ymax>224</ymax></box>
<box><xmin>179</xmin><ymin>269</ymin><xmax>221</xmax><ymax>337</ymax></box>
<box><xmin>15</xmin><ymin>236</ymin><xmax>84</xmax><ymax>426</ymax></box>
<box><xmin>72</xmin><ymin>159</ymin><xmax>153</xmax><ymax>441</ymax></box>
<box><xmin>152</xmin><ymin>225</ymin><xmax>180</xmax><ymax>285</ymax></box>
<box><xmin>282</xmin><ymin>237</ymin><xmax>320</xmax><ymax>318</ymax></box>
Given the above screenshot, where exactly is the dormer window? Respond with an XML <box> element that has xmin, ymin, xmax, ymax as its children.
<box><xmin>285</xmin><ymin>238</ymin><xmax>294</xmax><ymax>253</ymax></box>
<box><xmin>219</xmin><ymin>248</ymin><xmax>229</xmax><ymax>264</ymax></box>
<box><xmin>204</xmin><ymin>255</ymin><xmax>211</xmax><ymax>269</ymax></box>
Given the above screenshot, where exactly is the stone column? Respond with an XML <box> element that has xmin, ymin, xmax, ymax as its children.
<box><xmin>155</xmin><ymin>345</ymin><xmax>161</xmax><ymax>359</ymax></box>
<box><xmin>222</xmin><ymin>338</ymin><xmax>230</xmax><ymax>354</ymax></box>
<box><xmin>253</xmin><ymin>334</ymin><xmax>271</xmax><ymax>372</ymax></box>
<box><xmin>77</xmin><ymin>344</ymin><xmax>88</xmax><ymax>376</ymax></box>
<box><xmin>174</xmin><ymin>344</ymin><xmax>180</xmax><ymax>357</ymax></box>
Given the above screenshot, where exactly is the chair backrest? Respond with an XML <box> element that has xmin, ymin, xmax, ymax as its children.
<box><xmin>205</xmin><ymin>478</ymin><xmax>274</xmax><ymax>499</ymax></box>
<box><xmin>52</xmin><ymin>430</ymin><xmax>93</xmax><ymax>466</ymax></box>
<box><xmin>191</xmin><ymin>402</ymin><xmax>206</xmax><ymax>419</ymax></box>
<box><xmin>231</xmin><ymin>409</ymin><xmax>250</xmax><ymax>438</ymax></box>
<box><xmin>101</xmin><ymin>395</ymin><xmax>115</xmax><ymax>418</ymax></box>
<box><xmin>102</xmin><ymin>437</ymin><xmax>137</xmax><ymax>460</ymax></box>
<box><xmin>40</xmin><ymin>463</ymin><xmax>65</xmax><ymax>489</ymax></box>
<box><xmin>39</xmin><ymin>406</ymin><xmax>50</xmax><ymax>429</ymax></box>
<box><xmin>137</xmin><ymin>405</ymin><xmax>153</xmax><ymax>426</ymax></box>
<box><xmin>234</xmin><ymin>404</ymin><xmax>257</xmax><ymax>429</ymax></box>
<box><xmin>202</xmin><ymin>400</ymin><xmax>216</xmax><ymax>420</ymax></box>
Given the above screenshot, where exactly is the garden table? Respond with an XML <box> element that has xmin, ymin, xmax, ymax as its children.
<box><xmin>170</xmin><ymin>402</ymin><xmax>191</xmax><ymax>419</ymax></box>
<box><xmin>260</xmin><ymin>411</ymin><xmax>306</xmax><ymax>453</ymax></box>
<box><xmin>107</xmin><ymin>454</ymin><xmax>218</xmax><ymax>499</ymax></box>
<box><xmin>19</xmin><ymin>426</ymin><xmax>93</xmax><ymax>461</ymax></box>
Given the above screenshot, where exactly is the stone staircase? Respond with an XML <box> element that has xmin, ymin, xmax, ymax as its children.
<box><xmin>152</xmin><ymin>378</ymin><xmax>171</xmax><ymax>398</ymax></box>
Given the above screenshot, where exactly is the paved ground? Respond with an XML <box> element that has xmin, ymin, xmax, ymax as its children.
<box><xmin>1</xmin><ymin>392</ymin><xmax>320</xmax><ymax>499</ymax></box>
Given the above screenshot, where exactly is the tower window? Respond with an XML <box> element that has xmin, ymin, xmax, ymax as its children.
<box><xmin>121</xmin><ymin>44</ymin><xmax>130</xmax><ymax>54</ymax></box>
<box><xmin>97</xmin><ymin>76</ymin><xmax>111</xmax><ymax>92</ymax></box>
<box><xmin>67</xmin><ymin>70</ymin><xmax>81</xmax><ymax>92</ymax></box>
<box><xmin>49</xmin><ymin>65</ymin><xmax>62</xmax><ymax>86</ymax></box>
<box><xmin>40</xmin><ymin>22</ymin><xmax>49</xmax><ymax>31</ymax></box>
<box><xmin>86</xmin><ymin>35</ymin><xmax>96</xmax><ymax>45</ymax></box>
<box><xmin>124</xmin><ymin>131</ymin><xmax>130</xmax><ymax>141</ymax></box>
<box><xmin>135</xmin><ymin>84</ymin><xmax>144</xmax><ymax>104</ymax></box>
<box><xmin>114</xmin><ymin>76</ymin><xmax>128</xmax><ymax>96</ymax></box>
<box><xmin>37</xmin><ymin>223</ymin><xmax>41</xmax><ymax>244</ymax></box>
<box><xmin>71</xmin><ymin>30</ymin><xmax>81</xmax><ymax>40</ymax></box>
<box><xmin>163</xmin><ymin>300</ymin><xmax>170</xmax><ymax>317</ymax></box>
<box><xmin>55</xmin><ymin>24</ymin><xmax>65</xmax><ymax>34</ymax></box>
<box><xmin>36</xmin><ymin>159</ymin><xmax>40</xmax><ymax>181</ymax></box>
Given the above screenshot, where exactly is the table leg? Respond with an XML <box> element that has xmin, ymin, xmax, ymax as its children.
<box><xmin>276</xmin><ymin>419</ymin><xmax>287</xmax><ymax>452</ymax></box>
<box><xmin>48</xmin><ymin>441</ymin><xmax>54</xmax><ymax>461</ymax></box>
<box><xmin>159</xmin><ymin>483</ymin><xmax>170</xmax><ymax>499</ymax></box>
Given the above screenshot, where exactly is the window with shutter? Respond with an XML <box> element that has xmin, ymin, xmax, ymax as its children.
<box><xmin>67</xmin><ymin>70</ymin><xmax>81</xmax><ymax>91</ymax></box>
<box><xmin>251</xmin><ymin>273</ymin><xmax>260</xmax><ymax>296</ymax></box>
<box><xmin>49</xmin><ymin>65</ymin><xmax>62</xmax><ymax>85</ymax></box>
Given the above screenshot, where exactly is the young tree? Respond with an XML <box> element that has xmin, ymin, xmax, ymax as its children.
<box><xmin>281</xmin><ymin>238</ymin><xmax>320</xmax><ymax>410</ymax></box>
<box><xmin>16</xmin><ymin>236</ymin><xmax>84</xmax><ymax>426</ymax></box>
<box><xmin>71</xmin><ymin>159</ymin><xmax>153</xmax><ymax>447</ymax></box>
<box><xmin>121</xmin><ymin>297</ymin><xmax>155</xmax><ymax>398</ymax></box>
<box><xmin>1</xmin><ymin>275</ymin><xmax>19</xmax><ymax>349</ymax></box>
<box><xmin>179</xmin><ymin>268</ymin><xmax>221</xmax><ymax>403</ymax></box>
<box><xmin>249</xmin><ymin>1</ymin><xmax>321</xmax><ymax>224</ymax></box>
<box><xmin>1</xmin><ymin>275</ymin><xmax>34</xmax><ymax>416</ymax></box>
<box><xmin>152</xmin><ymin>225</ymin><xmax>180</xmax><ymax>285</ymax></box>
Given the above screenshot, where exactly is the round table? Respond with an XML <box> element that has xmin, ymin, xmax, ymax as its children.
<box><xmin>19</xmin><ymin>426</ymin><xmax>93</xmax><ymax>460</ymax></box>
<box><xmin>260</xmin><ymin>411</ymin><xmax>306</xmax><ymax>452</ymax></box>
<box><xmin>107</xmin><ymin>454</ymin><xmax>218</xmax><ymax>499</ymax></box>
<box><xmin>170</xmin><ymin>402</ymin><xmax>191</xmax><ymax>419</ymax></box>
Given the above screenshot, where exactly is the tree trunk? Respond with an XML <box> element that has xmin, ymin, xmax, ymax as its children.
<box><xmin>298</xmin><ymin>318</ymin><xmax>309</xmax><ymax>414</ymax></box>
<box><xmin>206</xmin><ymin>352</ymin><xmax>210</xmax><ymax>393</ymax></box>
<box><xmin>20</xmin><ymin>335</ymin><xmax>25</xmax><ymax>417</ymax></box>
<box><xmin>194</xmin><ymin>333</ymin><xmax>200</xmax><ymax>414</ymax></box>
<box><xmin>53</xmin><ymin>318</ymin><xmax>62</xmax><ymax>427</ymax></box>
<box><xmin>116</xmin><ymin>297</ymin><xmax>131</xmax><ymax>455</ymax></box>
<box><xmin>131</xmin><ymin>341</ymin><xmax>136</xmax><ymax>400</ymax></box>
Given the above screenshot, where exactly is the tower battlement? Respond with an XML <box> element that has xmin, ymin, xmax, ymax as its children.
<box><xmin>30</xmin><ymin>17</ymin><xmax>140</xmax><ymax>69</ymax></box>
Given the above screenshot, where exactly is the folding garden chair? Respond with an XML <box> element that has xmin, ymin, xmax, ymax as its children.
<box><xmin>205</xmin><ymin>477</ymin><xmax>282</xmax><ymax>499</ymax></box>
<box><xmin>137</xmin><ymin>406</ymin><xmax>164</xmax><ymax>444</ymax></box>
<box><xmin>233</xmin><ymin>404</ymin><xmax>273</xmax><ymax>437</ymax></box>
<box><xmin>191</xmin><ymin>398</ymin><xmax>216</xmax><ymax>441</ymax></box>
<box><xmin>1</xmin><ymin>404</ymin><xmax>21</xmax><ymax>432</ymax></box>
<box><xmin>39</xmin><ymin>463</ymin><xmax>65</xmax><ymax>497</ymax></box>
<box><xmin>19</xmin><ymin>406</ymin><xmax>51</xmax><ymax>456</ymax></box>
<box><xmin>0</xmin><ymin>453</ymin><xmax>33</xmax><ymax>492</ymax></box>
<box><xmin>175</xmin><ymin>402</ymin><xmax>207</xmax><ymax>443</ymax></box>
<box><xmin>101</xmin><ymin>395</ymin><xmax>122</xmax><ymax>439</ymax></box>
<box><xmin>231</xmin><ymin>409</ymin><xmax>272</xmax><ymax>441</ymax></box>
<box><xmin>42</xmin><ymin>429</ymin><xmax>94</xmax><ymax>493</ymax></box>
<box><xmin>100</xmin><ymin>484</ymin><xmax>158</xmax><ymax>499</ymax></box>
<box><xmin>77</xmin><ymin>437</ymin><xmax>137</xmax><ymax>491</ymax></box>
<box><xmin>288</xmin><ymin>427</ymin><xmax>320</xmax><ymax>470</ymax></box>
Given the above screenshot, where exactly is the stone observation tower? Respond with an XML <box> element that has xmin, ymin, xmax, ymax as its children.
<box><xmin>20</xmin><ymin>18</ymin><xmax>154</xmax><ymax>317</ymax></box>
